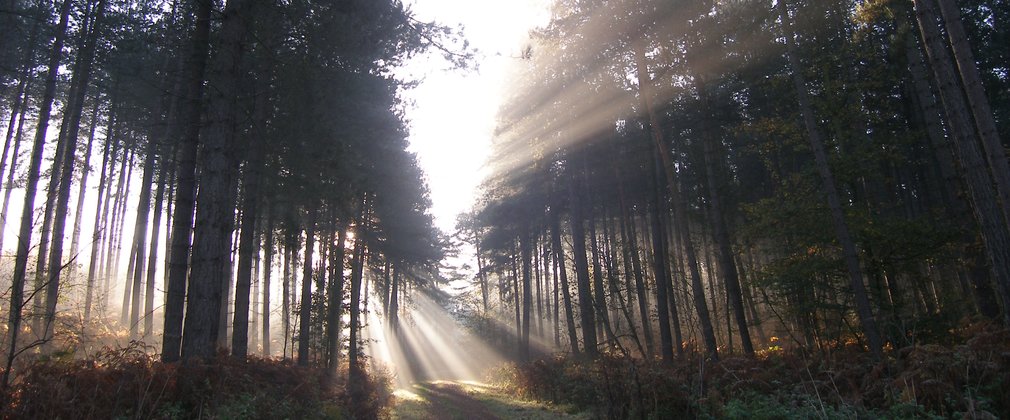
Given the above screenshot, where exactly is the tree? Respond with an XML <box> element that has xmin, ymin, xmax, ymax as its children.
<box><xmin>776</xmin><ymin>0</ymin><xmax>883</xmax><ymax>358</ymax></box>
<box><xmin>4</xmin><ymin>0</ymin><xmax>73</xmax><ymax>387</ymax></box>
<box><xmin>163</xmin><ymin>0</ymin><xmax>212</xmax><ymax>363</ymax></box>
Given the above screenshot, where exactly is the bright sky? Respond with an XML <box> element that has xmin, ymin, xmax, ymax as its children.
<box><xmin>402</xmin><ymin>0</ymin><xmax>550</xmax><ymax>234</ymax></box>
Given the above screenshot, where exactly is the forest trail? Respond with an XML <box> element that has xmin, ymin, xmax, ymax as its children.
<box><xmin>389</xmin><ymin>380</ymin><xmax>589</xmax><ymax>419</ymax></box>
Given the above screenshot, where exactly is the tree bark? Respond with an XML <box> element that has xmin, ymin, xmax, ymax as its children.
<box><xmin>217</xmin><ymin>175</ymin><xmax>240</xmax><ymax>350</ymax></box>
<box><xmin>388</xmin><ymin>262</ymin><xmax>399</xmax><ymax>328</ymax></box>
<box><xmin>297</xmin><ymin>207</ymin><xmax>316</xmax><ymax>366</ymax></box>
<box><xmin>182</xmin><ymin>0</ymin><xmax>249</xmax><ymax>360</ymax></box>
<box><xmin>261</xmin><ymin>209</ymin><xmax>274</xmax><ymax>356</ymax></box>
<box><xmin>520</xmin><ymin>224</ymin><xmax>533</xmax><ymax>361</ymax></box>
<box><xmin>587</xmin><ymin>208</ymin><xmax>615</xmax><ymax>344</ymax></box>
<box><xmin>127</xmin><ymin>139</ymin><xmax>157</xmax><ymax>339</ymax></box>
<box><xmin>163</xmin><ymin>0</ymin><xmax>212</xmax><ymax>362</ymax></box>
<box><xmin>648</xmin><ymin>163</ymin><xmax>676</xmax><ymax>362</ymax></box>
<box><xmin>282</xmin><ymin>233</ymin><xmax>292</xmax><ymax>358</ymax></box>
<box><xmin>232</xmin><ymin>116</ymin><xmax>266</xmax><ymax>358</ymax></box>
<box><xmin>551</xmin><ymin>205</ymin><xmax>580</xmax><ymax>355</ymax></box>
<box><xmin>568</xmin><ymin>167</ymin><xmax>598</xmax><ymax>358</ymax></box>
<box><xmin>144</xmin><ymin>158</ymin><xmax>168</xmax><ymax>337</ymax></box>
<box><xmin>348</xmin><ymin>203</ymin><xmax>368</xmax><ymax>380</ymax></box>
<box><xmin>326</xmin><ymin>224</ymin><xmax>346</xmax><ymax>372</ymax></box>
<box><xmin>625</xmin><ymin>207</ymin><xmax>653</xmax><ymax>356</ymax></box>
<box><xmin>250</xmin><ymin>232</ymin><xmax>260</xmax><ymax>352</ymax></box>
<box><xmin>475</xmin><ymin>231</ymin><xmax>489</xmax><ymax>315</ymax></box>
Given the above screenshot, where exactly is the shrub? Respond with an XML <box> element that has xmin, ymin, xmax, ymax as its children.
<box><xmin>494</xmin><ymin>325</ymin><xmax>1010</xmax><ymax>419</ymax></box>
<box><xmin>1</xmin><ymin>344</ymin><xmax>394</xmax><ymax>419</ymax></box>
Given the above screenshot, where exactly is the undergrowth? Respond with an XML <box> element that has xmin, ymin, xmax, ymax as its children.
<box><xmin>492</xmin><ymin>325</ymin><xmax>1010</xmax><ymax>419</ymax></box>
<box><xmin>0</xmin><ymin>341</ymin><xmax>393</xmax><ymax>419</ymax></box>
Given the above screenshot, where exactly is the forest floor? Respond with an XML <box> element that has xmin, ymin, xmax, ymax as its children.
<box><xmin>389</xmin><ymin>380</ymin><xmax>591</xmax><ymax>419</ymax></box>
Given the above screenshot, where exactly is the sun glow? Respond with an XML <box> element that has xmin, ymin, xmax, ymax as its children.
<box><xmin>362</xmin><ymin>291</ymin><xmax>506</xmax><ymax>389</ymax></box>
<box><xmin>402</xmin><ymin>0</ymin><xmax>550</xmax><ymax>234</ymax></box>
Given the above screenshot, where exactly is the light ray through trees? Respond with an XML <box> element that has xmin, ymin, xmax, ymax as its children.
<box><xmin>364</xmin><ymin>291</ymin><xmax>505</xmax><ymax>389</ymax></box>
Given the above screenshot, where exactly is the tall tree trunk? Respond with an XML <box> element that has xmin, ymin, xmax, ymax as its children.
<box><xmin>83</xmin><ymin>117</ymin><xmax>116</xmax><ymax>325</ymax></box>
<box><xmin>551</xmin><ymin>205</ymin><xmax>580</xmax><ymax>355</ymax></box>
<box><xmin>144</xmin><ymin>159</ymin><xmax>168</xmax><ymax>337</ymax></box>
<box><xmin>552</xmin><ymin>238</ymin><xmax>561</xmax><ymax>347</ymax></box>
<box><xmin>348</xmin><ymin>203</ymin><xmax>368</xmax><ymax>380</ymax></box>
<box><xmin>587</xmin><ymin>209</ymin><xmax>615</xmax><ymax>345</ymax></box>
<box><xmin>388</xmin><ymin>263</ymin><xmax>399</xmax><ymax>328</ymax></box>
<box><xmin>0</xmin><ymin>0</ymin><xmax>43</xmax><ymax>252</ymax></box>
<box><xmin>913</xmin><ymin>0</ymin><xmax>1010</xmax><ymax>325</ymax></box>
<box><xmin>648</xmin><ymin>169</ymin><xmax>676</xmax><ymax>362</ymax></box>
<box><xmin>625</xmin><ymin>207</ymin><xmax>653</xmax><ymax>356</ymax></box>
<box><xmin>181</xmin><ymin>0</ymin><xmax>248</xmax><ymax>360</ymax></box>
<box><xmin>297</xmin><ymin>207</ymin><xmax>316</xmax><ymax>366</ymax></box>
<box><xmin>3</xmin><ymin>0</ymin><xmax>73</xmax><ymax>387</ymax></box>
<box><xmin>520</xmin><ymin>224</ymin><xmax>532</xmax><ymax>361</ymax></box>
<box><xmin>162</xmin><ymin>154</ymin><xmax>176</xmax><ymax>300</ymax></box>
<box><xmin>661</xmin><ymin>136</ymin><xmax>719</xmax><ymax>361</ymax></box>
<box><xmin>261</xmin><ymin>209</ymin><xmax>274</xmax><ymax>356</ymax></box>
<box><xmin>282</xmin><ymin>233</ymin><xmax>292</xmax><ymax>358</ymax></box>
<box><xmin>475</xmin><ymin>233</ymin><xmax>489</xmax><ymax>315</ymax></box>
<box><xmin>217</xmin><ymin>176</ymin><xmax>240</xmax><ymax>350</ymax></box>
<box><xmin>0</xmin><ymin>77</ymin><xmax>31</xmax><ymax>253</ymax></box>
<box><xmin>288</xmin><ymin>231</ymin><xmax>299</xmax><ymax>353</ymax></box>
<box><xmin>900</xmin><ymin>22</ymin><xmax>1000</xmax><ymax>318</ymax></box>
<box><xmin>34</xmin><ymin>0</ymin><xmax>106</xmax><ymax>327</ymax></box>
<box><xmin>162</xmin><ymin>0</ymin><xmax>212</xmax><ymax>362</ymax></box>
<box><xmin>935</xmin><ymin>0</ymin><xmax>1010</xmax><ymax>222</ymax></box>
<box><xmin>666</xmin><ymin>212</ymin><xmax>688</xmax><ymax>354</ymax></box>
<box><xmin>138</xmin><ymin>53</ymin><xmax>184</xmax><ymax>338</ymax></box>
<box><xmin>697</xmin><ymin>86</ymin><xmax>754</xmax><ymax>355</ymax></box>
<box><xmin>120</xmin><ymin>208</ymin><xmax>138</xmax><ymax>327</ymax></box>
<box><xmin>104</xmin><ymin>138</ymin><xmax>135</xmax><ymax>314</ymax></box>
<box><xmin>34</xmin><ymin>108</ymin><xmax>71</xmax><ymax>335</ymax></box>
<box><xmin>96</xmin><ymin>132</ymin><xmax>121</xmax><ymax>292</ymax></box>
<box><xmin>778</xmin><ymin>0</ymin><xmax>883</xmax><ymax>357</ymax></box>
<box><xmin>69</xmin><ymin>101</ymin><xmax>101</xmax><ymax>274</ymax></box>
<box><xmin>127</xmin><ymin>139</ymin><xmax>157</xmax><ymax>339</ymax></box>
<box><xmin>232</xmin><ymin>120</ymin><xmax>265</xmax><ymax>358</ymax></box>
<box><xmin>535</xmin><ymin>234</ymin><xmax>545</xmax><ymax>339</ymax></box>
<box><xmin>568</xmin><ymin>166</ymin><xmax>599</xmax><ymax>359</ymax></box>
<box><xmin>326</xmin><ymin>224</ymin><xmax>346</xmax><ymax>372</ymax></box>
<box><xmin>511</xmin><ymin>251</ymin><xmax>521</xmax><ymax>354</ymax></box>
<box><xmin>635</xmin><ymin>40</ymin><xmax>679</xmax><ymax>362</ymax></box>
<box><xmin>250</xmin><ymin>232</ymin><xmax>260</xmax><ymax>352</ymax></box>
<box><xmin>0</xmin><ymin>78</ymin><xmax>30</xmax><ymax>254</ymax></box>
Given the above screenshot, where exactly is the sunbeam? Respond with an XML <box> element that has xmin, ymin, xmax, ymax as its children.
<box><xmin>362</xmin><ymin>290</ymin><xmax>506</xmax><ymax>389</ymax></box>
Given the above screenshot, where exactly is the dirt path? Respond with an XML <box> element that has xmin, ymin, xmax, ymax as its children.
<box><xmin>389</xmin><ymin>380</ymin><xmax>589</xmax><ymax>419</ymax></box>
